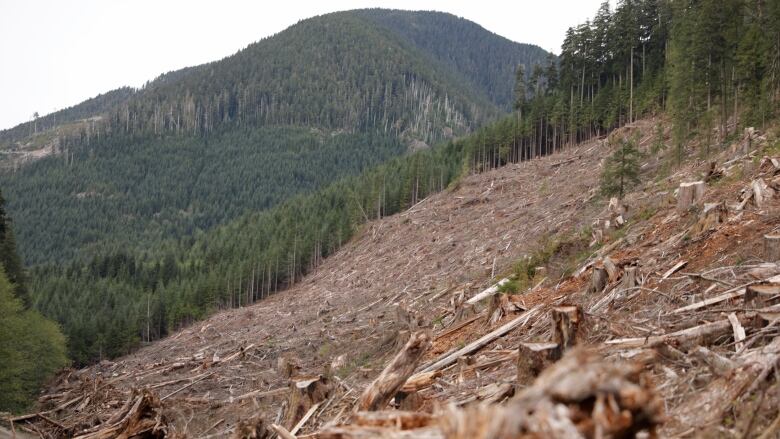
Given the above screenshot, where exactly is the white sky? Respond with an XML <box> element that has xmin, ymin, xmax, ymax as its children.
<box><xmin>0</xmin><ymin>0</ymin><xmax>607</xmax><ymax>130</ymax></box>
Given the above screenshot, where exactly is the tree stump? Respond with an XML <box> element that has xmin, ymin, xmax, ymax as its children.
<box><xmin>516</xmin><ymin>342</ymin><xmax>557</xmax><ymax>386</ymax></box>
<box><xmin>752</xmin><ymin>179</ymin><xmax>774</xmax><ymax>208</ymax></box>
<box><xmin>677</xmin><ymin>181</ymin><xmax>706</xmax><ymax>214</ymax></box>
<box><xmin>589</xmin><ymin>267</ymin><xmax>608</xmax><ymax>294</ymax></box>
<box><xmin>277</xmin><ymin>356</ymin><xmax>300</xmax><ymax>379</ymax></box>
<box><xmin>284</xmin><ymin>375</ymin><xmax>331</xmax><ymax>429</ymax></box>
<box><xmin>357</xmin><ymin>331</ymin><xmax>431</xmax><ymax>411</ymax></box>
<box><xmin>621</xmin><ymin>266</ymin><xmax>638</xmax><ymax>292</ymax></box>
<box><xmin>692</xmin><ymin>202</ymin><xmax>728</xmax><ymax>234</ymax></box>
<box><xmin>765</xmin><ymin>234</ymin><xmax>780</xmax><ymax>261</ymax></box>
<box><xmin>550</xmin><ymin>305</ymin><xmax>583</xmax><ymax>361</ymax></box>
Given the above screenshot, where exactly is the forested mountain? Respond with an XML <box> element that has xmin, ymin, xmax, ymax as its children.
<box><xmin>0</xmin><ymin>10</ymin><xmax>549</xmax><ymax>266</ymax></box>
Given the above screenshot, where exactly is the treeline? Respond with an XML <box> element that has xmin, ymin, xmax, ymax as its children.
<box><xmin>467</xmin><ymin>0</ymin><xmax>779</xmax><ymax>172</ymax></box>
<box><xmin>0</xmin><ymin>192</ymin><xmax>67</xmax><ymax>413</ymax></box>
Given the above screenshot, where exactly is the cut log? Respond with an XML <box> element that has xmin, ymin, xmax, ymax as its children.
<box><xmin>605</xmin><ymin>319</ymin><xmax>732</xmax><ymax>349</ymax></box>
<box><xmin>589</xmin><ymin>266</ymin><xmax>608</xmax><ymax>294</ymax></box>
<box><xmin>677</xmin><ymin>181</ymin><xmax>706</xmax><ymax>213</ymax></box>
<box><xmin>661</xmin><ymin>260</ymin><xmax>688</xmax><ymax>280</ymax></box>
<box><xmin>401</xmin><ymin>370</ymin><xmax>442</xmax><ymax>393</ymax></box>
<box><xmin>418</xmin><ymin>306</ymin><xmax>541</xmax><ymax>373</ymax></box>
<box><xmin>516</xmin><ymin>342</ymin><xmax>557</xmax><ymax>386</ymax></box>
<box><xmin>550</xmin><ymin>305</ymin><xmax>583</xmax><ymax>361</ymax></box>
<box><xmin>466</xmin><ymin>278</ymin><xmax>510</xmax><ymax>305</ymax></box>
<box><xmin>357</xmin><ymin>331</ymin><xmax>431</xmax><ymax>411</ymax></box>
<box><xmin>285</xmin><ymin>375</ymin><xmax>331</xmax><ymax>429</ymax></box>
<box><xmin>765</xmin><ymin>234</ymin><xmax>780</xmax><ymax>261</ymax></box>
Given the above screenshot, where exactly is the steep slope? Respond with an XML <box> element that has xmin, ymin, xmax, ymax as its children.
<box><xmin>20</xmin><ymin>118</ymin><xmax>780</xmax><ymax>438</ymax></box>
<box><xmin>0</xmin><ymin>10</ymin><xmax>549</xmax><ymax>266</ymax></box>
<box><xmin>19</xmin><ymin>125</ymin><xmax>608</xmax><ymax>436</ymax></box>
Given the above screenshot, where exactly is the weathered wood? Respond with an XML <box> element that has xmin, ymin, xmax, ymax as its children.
<box><xmin>270</xmin><ymin>423</ymin><xmax>297</xmax><ymax>439</ymax></box>
<box><xmin>285</xmin><ymin>375</ymin><xmax>330</xmax><ymax>429</ymax></box>
<box><xmin>401</xmin><ymin>370</ymin><xmax>441</xmax><ymax>393</ymax></box>
<box><xmin>357</xmin><ymin>331</ymin><xmax>431</xmax><ymax>411</ymax></box>
<box><xmin>692</xmin><ymin>202</ymin><xmax>728</xmax><ymax>234</ymax></box>
<box><xmin>418</xmin><ymin>306</ymin><xmax>541</xmax><ymax>373</ymax></box>
<box><xmin>765</xmin><ymin>234</ymin><xmax>780</xmax><ymax>261</ymax></box>
<box><xmin>465</xmin><ymin>278</ymin><xmax>510</xmax><ymax>304</ymax></box>
<box><xmin>550</xmin><ymin>305</ymin><xmax>582</xmax><ymax>360</ymax></box>
<box><xmin>751</xmin><ymin>178</ymin><xmax>774</xmax><ymax>208</ymax></box>
<box><xmin>602</xmin><ymin>257</ymin><xmax>619</xmax><ymax>282</ymax></box>
<box><xmin>278</xmin><ymin>356</ymin><xmax>301</xmax><ymax>379</ymax></box>
<box><xmin>605</xmin><ymin>319</ymin><xmax>732</xmax><ymax>349</ymax></box>
<box><xmin>438</xmin><ymin>349</ymin><xmax>663</xmax><ymax>439</ymax></box>
<box><xmin>677</xmin><ymin>181</ymin><xmax>706</xmax><ymax>213</ymax></box>
<box><xmin>589</xmin><ymin>267</ymin><xmax>608</xmax><ymax>294</ymax></box>
<box><xmin>727</xmin><ymin>312</ymin><xmax>746</xmax><ymax>352</ymax></box>
<box><xmin>691</xmin><ymin>346</ymin><xmax>736</xmax><ymax>377</ymax></box>
<box><xmin>661</xmin><ymin>260</ymin><xmax>688</xmax><ymax>280</ymax></box>
<box><xmin>516</xmin><ymin>342</ymin><xmax>556</xmax><ymax>386</ymax></box>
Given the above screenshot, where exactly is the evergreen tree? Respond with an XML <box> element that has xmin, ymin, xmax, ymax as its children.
<box><xmin>600</xmin><ymin>134</ymin><xmax>641</xmax><ymax>198</ymax></box>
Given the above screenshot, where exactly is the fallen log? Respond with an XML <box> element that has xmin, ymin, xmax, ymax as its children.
<box><xmin>356</xmin><ymin>331</ymin><xmax>431</xmax><ymax>411</ymax></box>
<box><xmin>465</xmin><ymin>278</ymin><xmax>510</xmax><ymax>305</ymax></box>
<box><xmin>605</xmin><ymin>319</ymin><xmax>732</xmax><ymax>349</ymax></box>
<box><xmin>418</xmin><ymin>306</ymin><xmax>541</xmax><ymax>373</ymax></box>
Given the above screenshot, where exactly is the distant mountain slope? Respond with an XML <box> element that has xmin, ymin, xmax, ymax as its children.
<box><xmin>0</xmin><ymin>9</ymin><xmax>549</xmax><ymax>266</ymax></box>
<box><xmin>356</xmin><ymin>9</ymin><xmax>550</xmax><ymax>109</ymax></box>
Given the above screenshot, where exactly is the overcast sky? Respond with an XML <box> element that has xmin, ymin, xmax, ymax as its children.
<box><xmin>0</xmin><ymin>0</ymin><xmax>607</xmax><ymax>130</ymax></box>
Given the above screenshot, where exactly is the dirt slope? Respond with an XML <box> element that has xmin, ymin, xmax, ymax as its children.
<box><xmin>13</xmin><ymin>117</ymin><xmax>780</xmax><ymax>438</ymax></box>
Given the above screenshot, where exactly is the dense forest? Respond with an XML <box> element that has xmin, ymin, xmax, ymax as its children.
<box><xmin>3</xmin><ymin>1</ymin><xmax>780</xmax><ymax>369</ymax></box>
<box><xmin>0</xmin><ymin>192</ymin><xmax>67</xmax><ymax>412</ymax></box>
